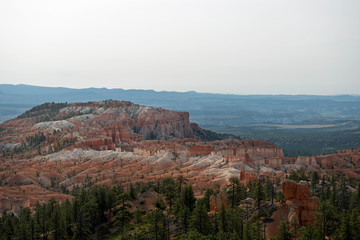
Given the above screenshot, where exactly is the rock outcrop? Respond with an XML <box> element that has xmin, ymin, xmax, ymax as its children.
<box><xmin>282</xmin><ymin>179</ymin><xmax>320</xmax><ymax>226</ymax></box>
<box><xmin>316</xmin><ymin>148</ymin><xmax>360</xmax><ymax>179</ymax></box>
<box><xmin>239</xmin><ymin>168</ymin><xmax>258</xmax><ymax>183</ymax></box>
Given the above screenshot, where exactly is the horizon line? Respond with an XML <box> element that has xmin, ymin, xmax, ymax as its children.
<box><xmin>1</xmin><ymin>83</ymin><xmax>360</xmax><ymax>97</ymax></box>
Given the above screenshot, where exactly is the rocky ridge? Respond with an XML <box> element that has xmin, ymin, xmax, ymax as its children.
<box><xmin>0</xmin><ymin>101</ymin><xmax>196</xmax><ymax>153</ymax></box>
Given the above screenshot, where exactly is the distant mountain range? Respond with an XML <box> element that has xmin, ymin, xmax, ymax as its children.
<box><xmin>1</xmin><ymin>84</ymin><xmax>360</xmax><ymax>124</ymax></box>
<box><xmin>1</xmin><ymin>84</ymin><xmax>360</xmax><ymax>156</ymax></box>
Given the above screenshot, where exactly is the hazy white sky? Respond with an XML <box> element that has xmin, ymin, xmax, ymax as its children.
<box><xmin>0</xmin><ymin>0</ymin><xmax>359</xmax><ymax>94</ymax></box>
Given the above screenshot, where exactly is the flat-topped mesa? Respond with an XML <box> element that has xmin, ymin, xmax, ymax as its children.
<box><xmin>59</xmin><ymin>100</ymin><xmax>194</xmax><ymax>140</ymax></box>
<box><xmin>0</xmin><ymin>100</ymin><xmax>197</xmax><ymax>152</ymax></box>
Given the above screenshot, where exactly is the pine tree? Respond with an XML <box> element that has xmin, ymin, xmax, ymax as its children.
<box><xmin>15</xmin><ymin>208</ymin><xmax>32</xmax><ymax>240</ymax></box>
<box><xmin>298</xmin><ymin>168</ymin><xmax>308</xmax><ymax>181</ymax></box>
<box><xmin>311</xmin><ymin>172</ymin><xmax>319</xmax><ymax>193</ymax></box>
<box><xmin>177</xmin><ymin>175</ymin><xmax>187</xmax><ymax>192</ymax></box>
<box><xmin>264</xmin><ymin>177</ymin><xmax>274</xmax><ymax>203</ymax></box>
<box><xmin>85</xmin><ymin>197</ymin><xmax>100</xmax><ymax>230</ymax></box>
<box><xmin>29</xmin><ymin>215</ymin><xmax>38</xmax><ymax>240</ymax></box>
<box><xmin>254</xmin><ymin>179</ymin><xmax>265</xmax><ymax>211</ymax></box>
<box><xmin>250</xmin><ymin>221</ymin><xmax>264</xmax><ymax>240</ymax></box>
<box><xmin>178</xmin><ymin>206</ymin><xmax>191</xmax><ymax>234</ymax></box>
<box><xmin>93</xmin><ymin>185</ymin><xmax>108</xmax><ymax>222</ymax></box>
<box><xmin>134</xmin><ymin>208</ymin><xmax>144</xmax><ymax>224</ymax></box>
<box><xmin>203</xmin><ymin>189</ymin><xmax>214</xmax><ymax>212</ymax></box>
<box><xmin>298</xmin><ymin>222</ymin><xmax>322</xmax><ymax>240</ymax></box>
<box><xmin>227</xmin><ymin>207</ymin><xmax>244</xmax><ymax>238</ymax></box>
<box><xmin>339</xmin><ymin>177</ymin><xmax>350</xmax><ymax>210</ymax></box>
<box><xmin>35</xmin><ymin>202</ymin><xmax>49</xmax><ymax>240</ymax></box>
<box><xmin>275</xmin><ymin>221</ymin><xmax>292</xmax><ymax>240</ymax></box>
<box><xmin>218</xmin><ymin>202</ymin><xmax>228</xmax><ymax>233</ymax></box>
<box><xmin>243</xmin><ymin>220</ymin><xmax>252</xmax><ymax>240</ymax></box>
<box><xmin>128</xmin><ymin>182</ymin><xmax>136</xmax><ymax>200</ymax></box>
<box><xmin>161</xmin><ymin>177</ymin><xmax>177</xmax><ymax>210</ymax></box>
<box><xmin>50</xmin><ymin>204</ymin><xmax>65</xmax><ymax>240</ymax></box>
<box><xmin>315</xmin><ymin>201</ymin><xmax>339</xmax><ymax>240</ymax></box>
<box><xmin>337</xmin><ymin>211</ymin><xmax>353</xmax><ymax>240</ymax></box>
<box><xmin>277</xmin><ymin>191</ymin><xmax>286</xmax><ymax>206</ymax></box>
<box><xmin>179</xmin><ymin>184</ymin><xmax>196</xmax><ymax>212</ymax></box>
<box><xmin>73</xmin><ymin>206</ymin><xmax>92</xmax><ymax>240</ymax></box>
<box><xmin>154</xmin><ymin>195</ymin><xmax>167</xmax><ymax>211</ymax></box>
<box><xmin>227</xmin><ymin>177</ymin><xmax>240</xmax><ymax>208</ymax></box>
<box><xmin>0</xmin><ymin>212</ymin><xmax>8</xmax><ymax>239</ymax></box>
<box><xmin>62</xmin><ymin>199</ymin><xmax>74</xmax><ymax>238</ymax></box>
<box><xmin>288</xmin><ymin>170</ymin><xmax>299</xmax><ymax>182</ymax></box>
<box><xmin>115</xmin><ymin>192</ymin><xmax>132</xmax><ymax>233</ymax></box>
<box><xmin>350</xmin><ymin>208</ymin><xmax>360</xmax><ymax>239</ymax></box>
<box><xmin>180</xmin><ymin>230</ymin><xmax>212</xmax><ymax>240</ymax></box>
<box><xmin>189</xmin><ymin>203</ymin><xmax>212</xmax><ymax>236</ymax></box>
<box><xmin>148</xmin><ymin>209</ymin><xmax>167</xmax><ymax>240</ymax></box>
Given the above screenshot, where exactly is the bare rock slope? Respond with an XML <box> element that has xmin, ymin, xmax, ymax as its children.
<box><xmin>0</xmin><ymin>101</ymin><xmax>196</xmax><ymax>151</ymax></box>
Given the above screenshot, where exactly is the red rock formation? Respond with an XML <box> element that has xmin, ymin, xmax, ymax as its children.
<box><xmin>237</xmin><ymin>147</ymin><xmax>284</xmax><ymax>160</ymax></box>
<box><xmin>46</xmin><ymin>136</ymin><xmax>56</xmax><ymax>144</ymax></box>
<box><xmin>0</xmin><ymin>185</ymin><xmax>73</xmax><ymax>216</ymax></box>
<box><xmin>282</xmin><ymin>180</ymin><xmax>320</xmax><ymax>226</ymax></box>
<box><xmin>97</xmin><ymin>126</ymin><xmax>132</xmax><ymax>144</ymax></box>
<box><xmin>296</xmin><ymin>156</ymin><xmax>319</xmax><ymax>168</ymax></box>
<box><xmin>76</xmin><ymin>137</ymin><xmax>115</xmax><ymax>151</ymax></box>
<box><xmin>210</xmin><ymin>191</ymin><xmax>229</xmax><ymax>211</ymax></box>
<box><xmin>245</xmin><ymin>152</ymin><xmax>251</xmax><ymax>162</ymax></box>
<box><xmin>188</xmin><ymin>145</ymin><xmax>213</xmax><ymax>156</ymax></box>
<box><xmin>239</xmin><ymin>168</ymin><xmax>257</xmax><ymax>183</ymax></box>
<box><xmin>315</xmin><ymin>148</ymin><xmax>360</xmax><ymax>179</ymax></box>
<box><xmin>0</xmin><ymin>100</ymin><xmax>198</xmax><ymax>152</ymax></box>
<box><xmin>268</xmin><ymin>157</ymin><xmax>282</xmax><ymax>169</ymax></box>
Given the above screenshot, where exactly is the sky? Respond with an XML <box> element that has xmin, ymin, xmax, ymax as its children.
<box><xmin>0</xmin><ymin>0</ymin><xmax>359</xmax><ymax>95</ymax></box>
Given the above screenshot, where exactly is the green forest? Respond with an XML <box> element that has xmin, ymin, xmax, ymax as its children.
<box><xmin>0</xmin><ymin>171</ymin><xmax>360</xmax><ymax>240</ymax></box>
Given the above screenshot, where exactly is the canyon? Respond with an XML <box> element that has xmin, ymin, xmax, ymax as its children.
<box><xmin>0</xmin><ymin>100</ymin><xmax>359</xmax><ymax>238</ymax></box>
